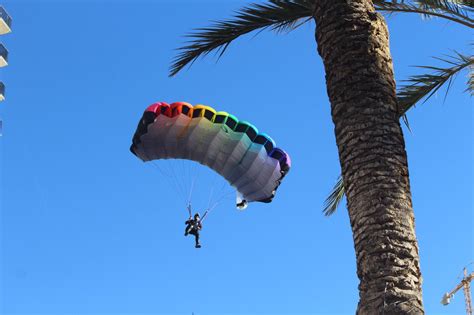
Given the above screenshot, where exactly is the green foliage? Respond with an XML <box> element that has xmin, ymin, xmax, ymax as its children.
<box><xmin>323</xmin><ymin>175</ymin><xmax>345</xmax><ymax>216</ymax></box>
<box><xmin>374</xmin><ymin>0</ymin><xmax>474</xmax><ymax>27</ymax></box>
<box><xmin>169</xmin><ymin>0</ymin><xmax>314</xmax><ymax>77</ymax></box>
<box><xmin>398</xmin><ymin>52</ymin><xmax>473</xmax><ymax>117</ymax></box>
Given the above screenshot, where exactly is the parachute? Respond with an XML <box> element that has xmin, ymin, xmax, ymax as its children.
<box><xmin>130</xmin><ymin>102</ymin><xmax>291</xmax><ymax>209</ymax></box>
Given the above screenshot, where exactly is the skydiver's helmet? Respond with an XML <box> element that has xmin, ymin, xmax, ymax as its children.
<box><xmin>194</xmin><ymin>213</ymin><xmax>200</xmax><ymax>220</ymax></box>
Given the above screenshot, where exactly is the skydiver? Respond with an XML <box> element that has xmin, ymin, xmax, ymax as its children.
<box><xmin>184</xmin><ymin>205</ymin><xmax>202</xmax><ymax>248</ymax></box>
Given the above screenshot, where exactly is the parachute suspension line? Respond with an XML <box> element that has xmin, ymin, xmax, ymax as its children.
<box><xmin>206</xmin><ymin>168</ymin><xmax>220</xmax><ymax>207</ymax></box>
<box><xmin>204</xmin><ymin>163</ymin><xmax>234</xmax><ymax>214</ymax></box>
<box><xmin>184</xmin><ymin>162</ymin><xmax>196</xmax><ymax>202</ymax></box>
<box><xmin>186</xmin><ymin>160</ymin><xmax>202</xmax><ymax>207</ymax></box>
<box><xmin>187</xmin><ymin>201</ymin><xmax>192</xmax><ymax>217</ymax></box>
<box><xmin>151</xmin><ymin>160</ymin><xmax>187</xmax><ymax>204</ymax></box>
<box><xmin>176</xmin><ymin>159</ymin><xmax>184</xmax><ymax>193</ymax></box>
<box><xmin>139</xmin><ymin>146</ymin><xmax>188</xmax><ymax>204</ymax></box>
<box><xmin>149</xmin><ymin>160</ymin><xmax>170</xmax><ymax>177</ymax></box>
<box><xmin>207</xmin><ymin>175</ymin><xmax>233</xmax><ymax>209</ymax></box>
<box><xmin>187</xmin><ymin>172</ymin><xmax>197</xmax><ymax>207</ymax></box>
<box><xmin>214</xmin><ymin>189</ymin><xmax>235</xmax><ymax>206</ymax></box>
<box><xmin>161</xmin><ymin>161</ymin><xmax>185</xmax><ymax>202</ymax></box>
<box><xmin>191</xmin><ymin>123</ymin><xmax>209</xmax><ymax>204</ymax></box>
<box><xmin>167</xmin><ymin>158</ymin><xmax>188</xmax><ymax>203</ymax></box>
<box><xmin>200</xmin><ymin>172</ymin><xmax>235</xmax><ymax>223</ymax></box>
<box><xmin>207</xmin><ymin>184</ymin><xmax>215</xmax><ymax>210</ymax></box>
<box><xmin>217</xmin><ymin>178</ymin><xmax>230</xmax><ymax>198</ymax></box>
<box><xmin>180</xmin><ymin>159</ymin><xmax>190</xmax><ymax>201</ymax></box>
<box><xmin>174</xmin><ymin>159</ymin><xmax>188</xmax><ymax>203</ymax></box>
<box><xmin>145</xmin><ymin>153</ymin><xmax>185</xmax><ymax>205</ymax></box>
<box><xmin>181</xmin><ymin>159</ymin><xmax>193</xmax><ymax>203</ymax></box>
<box><xmin>176</xmin><ymin>160</ymin><xmax>189</xmax><ymax>198</ymax></box>
<box><xmin>202</xmin><ymin>189</ymin><xmax>235</xmax><ymax>223</ymax></box>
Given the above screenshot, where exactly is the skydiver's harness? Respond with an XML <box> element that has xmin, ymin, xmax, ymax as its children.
<box><xmin>186</xmin><ymin>204</ymin><xmax>209</xmax><ymax>228</ymax></box>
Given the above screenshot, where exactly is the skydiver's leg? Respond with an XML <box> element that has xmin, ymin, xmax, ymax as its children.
<box><xmin>185</xmin><ymin>224</ymin><xmax>192</xmax><ymax>236</ymax></box>
<box><xmin>194</xmin><ymin>231</ymin><xmax>201</xmax><ymax>248</ymax></box>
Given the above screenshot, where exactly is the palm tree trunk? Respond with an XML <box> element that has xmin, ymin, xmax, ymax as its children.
<box><xmin>313</xmin><ymin>1</ymin><xmax>424</xmax><ymax>313</ymax></box>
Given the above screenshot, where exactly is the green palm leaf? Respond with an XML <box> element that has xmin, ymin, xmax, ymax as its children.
<box><xmin>169</xmin><ymin>0</ymin><xmax>314</xmax><ymax>77</ymax></box>
<box><xmin>323</xmin><ymin>175</ymin><xmax>345</xmax><ymax>216</ymax></box>
<box><xmin>398</xmin><ymin>52</ymin><xmax>473</xmax><ymax>116</ymax></box>
<box><xmin>374</xmin><ymin>0</ymin><xmax>474</xmax><ymax>28</ymax></box>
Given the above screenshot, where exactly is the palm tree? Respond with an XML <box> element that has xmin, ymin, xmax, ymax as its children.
<box><xmin>169</xmin><ymin>1</ymin><xmax>473</xmax><ymax>313</ymax></box>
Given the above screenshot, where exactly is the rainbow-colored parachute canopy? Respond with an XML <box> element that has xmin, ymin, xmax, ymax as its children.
<box><xmin>130</xmin><ymin>101</ymin><xmax>291</xmax><ymax>209</ymax></box>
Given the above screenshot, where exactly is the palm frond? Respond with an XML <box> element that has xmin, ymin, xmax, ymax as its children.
<box><xmin>416</xmin><ymin>0</ymin><xmax>473</xmax><ymax>20</ymax></box>
<box><xmin>323</xmin><ymin>175</ymin><xmax>345</xmax><ymax>216</ymax></box>
<box><xmin>467</xmin><ymin>61</ymin><xmax>474</xmax><ymax>94</ymax></box>
<box><xmin>169</xmin><ymin>0</ymin><xmax>314</xmax><ymax>77</ymax></box>
<box><xmin>374</xmin><ymin>0</ymin><xmax>474</xmax><ymax>28</ymax></box>
<box><xmin>329</xmin><ymin>53</ymin><xmax>472</xmax><ymax>215</ymax></box>
<box><xmin>397</xmin><ymin>51</ymin><xmax>473</xmax><ymax>116</ymax></box>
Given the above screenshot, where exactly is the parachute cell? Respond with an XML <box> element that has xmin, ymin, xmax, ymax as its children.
<box><xmin>130</xmin><ymin>102</ymin><xmax>291</xmax><ymax>208</ymax></box>
<box><xmin>0</xmin><ymin>7</ymin><xmax>11</xmax><ymax>35</ymax></box>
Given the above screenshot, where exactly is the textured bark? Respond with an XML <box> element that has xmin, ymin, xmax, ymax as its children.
<box><xmin>313</xmin><ymin>1</ymin><xmax>424</xmax><ymax>314</ymax></box>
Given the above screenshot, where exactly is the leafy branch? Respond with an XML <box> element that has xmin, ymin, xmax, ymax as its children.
<box><xmin>169</xmin><ymin>0</ymin><xmax>314</xmax><ymax>77</ymax></box>
<box><xmin>374</xmin><ymin>0</ymin><xmax>474</xmax><ymax>28</ymax></box>
<box><xmin>398</xmin><ymin>52</ymin><xmax>473</xmax><ymax>120</ymax></box>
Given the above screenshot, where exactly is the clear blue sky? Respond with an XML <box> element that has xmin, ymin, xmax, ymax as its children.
<box><xmin>0</xmin><ymin>1</ymin><xmax>472</xmax><ymax>314</ymax></box>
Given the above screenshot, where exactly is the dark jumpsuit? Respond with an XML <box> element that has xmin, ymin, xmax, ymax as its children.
<box><xmin>185</xmin><ymin>218</ymin><xmax>202</xmax><ymax>247</ymax></box>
